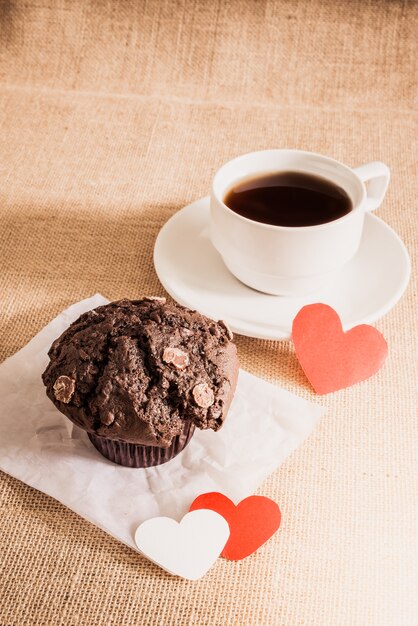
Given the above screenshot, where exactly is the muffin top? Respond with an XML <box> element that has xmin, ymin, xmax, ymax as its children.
<box><xmin>42</xmin><ymin>298</ymin><xmax>239</xmax><ymax>446</ymax></box>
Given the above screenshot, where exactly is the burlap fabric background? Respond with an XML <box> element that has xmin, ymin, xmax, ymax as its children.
<box><xmin>0</xmin><ymin>1</ymin><xmax>417</xmax><ymax>625</ymax></box>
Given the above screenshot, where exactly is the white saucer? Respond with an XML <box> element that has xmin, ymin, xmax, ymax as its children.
<box><xmin>153</xmin><ymin>197</ymin><xmax>411</xmax><ymax>340</ymax></box>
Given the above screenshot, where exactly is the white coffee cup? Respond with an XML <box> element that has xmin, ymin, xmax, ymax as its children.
<box><xmin>210</xmin><ymin>149</ymin><xmax>390</xmax><ymax>296</ymax></box>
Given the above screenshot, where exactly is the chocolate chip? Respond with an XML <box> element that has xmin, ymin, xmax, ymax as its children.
<box><xmin>144</xmin><ymin>296</ymin><xmax>166</xmax><ymax>303</ymax></box>
<box><xmin>53</xmin><ymin>376</ymin><xmax>75</xmax><ymax>403</ymax></box>
<box><xmin>162</xmin><ymin>347</ymin><xmax>190</xmax><ymax>370</ymax></box>
<box><xmin>192</xmin><ymin>382</ymin><xmax>214</xmax><ymax>408</ymax></box>
<box><xmin>101</xmin><ymin>410</ymin><xmax>115</xmax><ymax>426</ymax></box>
<box><xmin>150</xmin><ymin>311</ymin><xmax>162</xmax><ymax>324</ymax></box>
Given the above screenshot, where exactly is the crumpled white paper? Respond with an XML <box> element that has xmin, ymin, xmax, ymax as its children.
<box><xmin>0</xmin><ymin>295</ymin><xmax>324</xmax><ymax>552</ymax></box>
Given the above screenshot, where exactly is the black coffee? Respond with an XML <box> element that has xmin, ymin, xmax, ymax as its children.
<box><xmin>224</xmin><ymin>171</ymin><xmax>352</xmax><ymax>227</ymax></box>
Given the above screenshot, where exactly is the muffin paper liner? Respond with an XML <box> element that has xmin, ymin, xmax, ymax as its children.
<box><xmin>88</xmin><ymin>422</ymin><xmax>195</xmax><ymax>468</ymax></box>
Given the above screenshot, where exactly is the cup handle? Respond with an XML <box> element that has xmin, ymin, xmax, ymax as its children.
<box><xmin>353</xmin><ymin>161</ymin><xmax>390</xmax><ymax>212</ymax></box>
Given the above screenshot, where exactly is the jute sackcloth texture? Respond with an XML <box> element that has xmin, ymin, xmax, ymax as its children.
<box><xmin>0</xmin><ymin>1</ymin><xmax>417</xmax><ymax>625</ymax></box>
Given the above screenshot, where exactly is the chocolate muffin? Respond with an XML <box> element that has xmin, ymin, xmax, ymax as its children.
<box><xmin>42</xmin><ymin>298</ymin><xmax>239</xmax><ymax>467</ymax></box>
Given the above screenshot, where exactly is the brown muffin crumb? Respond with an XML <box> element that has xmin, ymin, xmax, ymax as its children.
<box><xmin>42</xmin><ymin>299</ymin><xmax>239</xmax><ymax>447</ymax></box>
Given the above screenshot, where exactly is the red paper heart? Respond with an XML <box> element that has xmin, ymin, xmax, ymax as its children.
<box><xmin>292</xmin><ymin>303</ymin><xmax>388</xmax><ymax>394</ymax></box>
<box><xmin>189</xmin><ymin>492</ymin><xmax>281</xmax><ymax>560</ymax></box>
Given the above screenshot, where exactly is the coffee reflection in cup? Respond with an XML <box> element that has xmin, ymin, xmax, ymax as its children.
<box><xmin>223</xmin><ymin>171</ymin><xmax>353</xmax><ymax>228</ymax></box>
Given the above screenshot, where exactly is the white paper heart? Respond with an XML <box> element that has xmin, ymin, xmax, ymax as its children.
<box><xmin>134</xmin><ymin>509</ymin><xmax>230</xmax><ymax>580</ymax></box>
